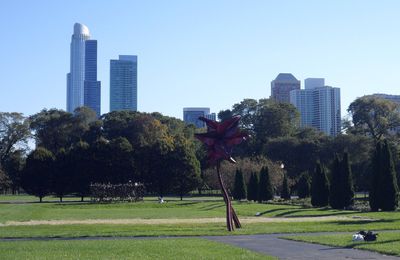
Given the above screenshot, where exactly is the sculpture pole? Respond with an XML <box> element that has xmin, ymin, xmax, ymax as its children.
<box><xmin>195</xmin><ymin>115</ymin><xmax>247</xmax><ymax>232</ymax></box>
<box><xmin>216</xmin><ymin>161</ymin><xmax>242</xmax><ymax>231</ymax></box>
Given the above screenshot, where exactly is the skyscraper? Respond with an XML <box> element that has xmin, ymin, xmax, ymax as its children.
<box><xmin>271</xmin><ymin>73</ymin><xmax>301</xmax><ymax>103</ymax></box>
<box><xmin>290</xmin><ymin>78</ymin><xmax>341</xmax><ymax>136</ymax></box>
<box><xmin>84</xmin><ymin>40</ymin><xmax>101</xmax><ymax>117</ymax></box>
<box><xmin>110</xmin><ymin>55</ymin><xmax>138</xmax><ymax>112</ymax></box>
<box><xmin>183</xmin><ymin>108</ymin><xmax>213</xmax><ymax>128</ymax></box>
<box><xmin>66</xmin><ymin>23</ymin><xmax>101</xmax><ymax>116</ymax></box>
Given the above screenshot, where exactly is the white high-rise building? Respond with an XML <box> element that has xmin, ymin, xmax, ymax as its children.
<box><xmin>290</xmin><ymin>78</ymin><xmax>341</xmax><ymax>136</ymax></box>
<box><xmin>67</xmin><ymin>23</ymin><xmax>91</xmax><ymax>113</ymax></box>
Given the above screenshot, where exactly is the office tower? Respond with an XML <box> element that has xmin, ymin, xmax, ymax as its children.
<box><xmin>305</xmin><ymin>78</ymin><xmax>325</xmax><ymax>89</ymax></box>
<box><xmin>271</xmin><ymin>73</ymin><xmax>301</xmax><ymax>103</ymax></box>
<box><xmin>66</xmin><ymin>23</ymin><xmax>101</xmax><ymax>115</ymax></box>
<box><xmin>84</xmin><ymin>40</ymin><xmax>101</xmax><ymax>117</ymax></box>
<box><xmin>183</xmin><ymin>108</ymin><xmax>212</xmax><ymax>128</ymax></box>
<box><xmin>290</xmin><ymin>79</ymin><xmax>341</xmax><ymax>136</ymax></box>
<box><xmin>110</xmin><ymin>55</ymin><xmax>138</xmax><ymax>112</ymax></box>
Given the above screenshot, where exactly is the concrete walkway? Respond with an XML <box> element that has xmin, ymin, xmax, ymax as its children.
<box><xmin>205</xmin><ymin>234</ymin><xmax>399</xmax><ymax>260</ymax></box>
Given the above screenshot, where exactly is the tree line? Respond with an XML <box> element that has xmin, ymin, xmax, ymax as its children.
<box><xmin>0</xmin><ymin>108</ymin><xmax>201</xmax><ymax>201</ymax></box>
<box><xmin>1</xmin><ymin>94</ymin><xmax>399</xmax><ymax>210</ymax></box>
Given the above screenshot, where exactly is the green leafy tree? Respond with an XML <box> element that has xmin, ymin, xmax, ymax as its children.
<box><xmin>380</xmin><ymin>141</ymin><xmax>399</xmax><ymax>211</ymax></box>
<box><xmin>311</xmin><ymin>162</ymin><xmax>330</xmax><ymax>207</ymax></box>
<box><xmin>69</xmin><ymin>141</ymin><xmax>93</xmax><ymax>201</ymax></box>
<box><xmin>369</xmin><ymin>141</ymin><xmax>399</xmax><ymax>211</ymax></box>
<box><xmin>20</xmin><ymin>147</ymin><xmax>54</xmax><ymax>202</ymax></box>
<box><xmin>258</xmin><ymin>166</ymin><xmax>274</xmax><ymax>202</ymax></box>
<box><xmin>170</xmin><ymin>137</ymin><xmax>201</xmax><ymax>200</ymax></box>
<box><xmin>369</xmin><ymin>142</ymin><xmax>382</xmax><ymax>211</ymax></box>
<box><xmin>2</xmin><ymin>150</ymin><xmax>25</xmax><ymax>194</ymax></box>
<box><xmin>0</xmin><ymin>112</ymin><xmax>30</xmax><ymax>169</ymax></box>
<box><xmin>297</xmin><ymin>172</ymin><xmax>311</xmax><ymax>198</ymax></box>
<box><xmin>280</xmin><ymin>173</ymin><xmax>290</xmax><ymax>200</ymax></box>
<box><xmin>52</xmin><ymin>149</ymin><xmax>72</xmax><ymax>202</ymax></box>
<box><xmin>247</xmin><ymin>172</ymin><xmax>258</xmax><ymax>202</ymax></box>
<box><xmin>341</xmin><ymin>152</ymin><xmax>355</xmax><ymax>208</ymax></box>
<box><xmin>329</xmin><ymin>154</ymin><xmax>343</xmax><ymax>209</ymax></box>
<box><xmin>348</xmin><ymin>96</ymin><xmax>400</xmax><ymax>142</ymax></box>
<box><xmin>232</xmin><ymin>168</ymin><xmax>247</xmax><ymax>200</ymax></box>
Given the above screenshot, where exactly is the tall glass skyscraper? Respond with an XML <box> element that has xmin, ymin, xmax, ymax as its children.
<box><xmin>290</xmin><ymin>78</ymin><xmax>341</xmax><ymax>136</ymax></box>
<box><xmin>67</xmin><ymin>23</ymin><xmax>101</xmax><ymax>116</ymax></box>
<box><xmin>84</xmin><ymin>40</ymin><xmax>101</xmax><ymax>117</ymax></box>
<box><xmin>110</xmin><ymin>55</ymin><xmax>138</xmax><ymax>112</ymax></box>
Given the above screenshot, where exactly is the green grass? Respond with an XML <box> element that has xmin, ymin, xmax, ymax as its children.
<box><xmin>1</xmin><ymin>195</ymin><xmax>399</xmax><ymax>239</ymax></box>
<box><xmin>2</xmin><ymin>217</ymin><xmax>400</xmax><ymax>239</ymax></box>
<box><xmin>0</xmin><ymin>197</ymin><xmax>362</xmax><ymax>223</ymax></box>
<box><xmin>282</xmin><ymin>232</ymin><xmax>400</xmax><ymax>256</ymax></box>
<box><xmin>0</xmin><ymin>238</ymin><xmax>276</xmax><ymax>259</ymax></box>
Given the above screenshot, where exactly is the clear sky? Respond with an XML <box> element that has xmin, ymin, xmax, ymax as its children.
<box><xmin>1</xmin><ymin>0</ymin><xmax>399</xmax><ymax>120</ymax></box>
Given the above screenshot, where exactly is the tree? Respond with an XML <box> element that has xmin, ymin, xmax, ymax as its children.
<box><xmin>369</xmin><ymin>142</ymin><xmax>382</xmax><ymax>211</ymax></box>
<box><xmin>247</xmin><ymin>172</ymin><xmax>258</xmax><ymax>202</ymax></box>
<box><xmin>297</xmin><ymin>172</ymin><xmax>311</xmax><ymax>198</ymax></box>
<box><xmin>0</xmin><ymin>168</ymin><xmax>11</xmax><ymax>193</ymax></box>
<box><xmin>380</xmin><ymin>140</ymin><xmax>399</xmax><ymax>211</ymax></box>
<box><xmin>341</xmin><ymin>152</ymin><xmax>355</xmax><ymax>208</ymax></box>
<box><xmin>329</xmin><ymin>154</ymin><xmax>343</xmax><ymax>209</ymax></box>
<box><xmin>258</xmin><ymin>166</ymin><xmax>274</xmax><ymax>202</ymax></box>
<box><xmin>348</xmin><ymin>96</ymin><xmax>400</xmax><ymax>142</ymax></box>
<box><xmin>311</xmin><ymin>162</ymin><xmax>329</xmax><ymax>207</ymax></box>
<box><xmin>2</xmin><ymin>150</ymin><xmax>25</xmax><ymax>194</ymax></box>
<box><xmin>280</xmin><ymin>173</ymin><xmax>290</xmax><ymax>200</ymax></box>
<box><xmin>52</xmin><ymin>149</ymin><xmax>72</xmax><ymax>202</ymax></box>
<box><xmin>20</xmin><ymin>147</ymin><xmax>54</xmax><ymax>202</ymax></box>
<box><xmin>370</xmin><ymin>140</ymin><xmax>399</xmax><ymax>211</ymax></box>
<box><xmin>69</xmin><ymin>141</ymin><xmax>93</xmax><ymax>201</ymax></box>
<box><xmin>232</xmin><ymin>168</ymin><xmax>246</xmax><ymax>200</ymax></box>
<box><xmin>0</xmin><ymin>112</ymin><xmax>30</xmax><ymax>169</ymax></box>
<box><xmin>171</xmin><ymin>137</ymin><xmax>201</xmax><ymax>200</ymax></box>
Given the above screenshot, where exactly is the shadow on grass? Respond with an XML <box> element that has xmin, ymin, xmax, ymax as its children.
<box><xmin>199</xmin><ymin>203</ymin><xmax>224</xmax><ymax>211</ymax></box>
<box><xmin>274</xmin><ymin>208</ymin><xmax>355</xmax><ymax>218</ymax></box>
<box><xmin>332</xmin><ymin>218</ymin><xmax>398</xmax><ymax>225</ymax></box>
<box><xmin>257</xmin><ymin>208</ymin><xmax>289</xmax><ymax>216</ymax></box>
<box><xmin>337</xmin><ymin>238</ymin><xmax>400</xmax><ymax>249</ymax></box>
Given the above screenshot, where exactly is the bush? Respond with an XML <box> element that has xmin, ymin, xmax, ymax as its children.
<box><xmin>90</xmin><ymin>182</ymin><xmax>145</xmax><ymax>202</ymax></box>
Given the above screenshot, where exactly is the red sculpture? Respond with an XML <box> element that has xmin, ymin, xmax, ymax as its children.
<box><xmin>195</xmin><ymin>115</ymin><xmax>248</xmax><ymax>231</ymax></box>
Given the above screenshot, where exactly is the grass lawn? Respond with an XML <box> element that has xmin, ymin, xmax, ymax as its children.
<box><xmin>0</xmin><ymin>238</ymin><xmax>276</xmax><ymax>259</ymax></box>
<box><xmin>0</xmin><ymin>196</ymin><xmax>359</xmax><ymax>223</ymax></box>
<box><xmin>1</xmin><ymin>195</ymin><xmax>399</xmax><ymax>239</ymax></box>
<box><xmin>282</xmin><ymin>231</ymin><xmax>400</xmax><ymax>256</ymax></box>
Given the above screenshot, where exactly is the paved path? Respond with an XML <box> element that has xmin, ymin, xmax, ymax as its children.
<box><xmin>205</xmin><ymin>234</ymin><xmax>399</xmax><ymax>260</ymax></box>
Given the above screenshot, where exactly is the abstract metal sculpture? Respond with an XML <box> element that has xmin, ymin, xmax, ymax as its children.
<box><xmin>195</xmin><ymin>116</ymin><xmax>248</xmax><ymax>231</ymax></box>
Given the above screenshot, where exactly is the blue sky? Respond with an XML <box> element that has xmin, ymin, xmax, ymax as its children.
<box><xmin>1</xmin><ymin>0</ymin><xmax>399</xmax><ymax>120</ymax></box>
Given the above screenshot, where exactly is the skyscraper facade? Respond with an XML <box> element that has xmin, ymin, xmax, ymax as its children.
<box><xmin>271</xmin><ymin>73</ymin><xmax>301</xmax><ymax>103</ymax></box>
<box><xmin>290</xmin><ymin>79</ymin><xmax>341</xmax><ymax>136</ymax></box>
<box><xmin>110</xmin><ymin>55</ymin><xmax>138</xmax><ymax>112</ymax></box>
<box><xmin>183</xmin><ymin>108</ymin><xmax>212</xmax><ymax>128</ymax></box>
<box><xmin>66</xmin><ymin>23</ymin><xmax>101</xmax><ymax>116</ymax></box>
<box><xmin>84</xmin><ymin>40</ymin><xmax>101</xmax><ymax>117</ymax></box>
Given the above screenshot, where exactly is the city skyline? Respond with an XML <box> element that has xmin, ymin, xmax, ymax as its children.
<box><xmin>1</xmin><ymin>1</ymin><xmax>400</xmax><ymax>120</ymax></box>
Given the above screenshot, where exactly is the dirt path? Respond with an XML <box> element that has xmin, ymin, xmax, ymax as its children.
<box><xmin>0</xmin><ymin>215</ymin><xmax>375</xmax><ymax>226</ymax></box>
